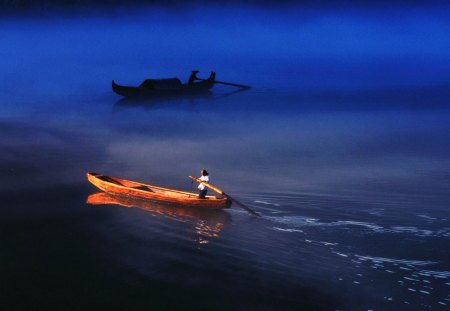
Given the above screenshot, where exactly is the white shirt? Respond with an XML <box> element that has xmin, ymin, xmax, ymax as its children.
<box><xmin>197</xmin><ymin>175</ymin><xmax>209</xmax><ymax>190</ymax></box>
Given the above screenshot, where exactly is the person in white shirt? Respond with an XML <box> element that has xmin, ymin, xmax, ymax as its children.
<box><xmin>197</xmin><ymin>169</ymin><xmax>209</xmax><ymax>199</ymax></box>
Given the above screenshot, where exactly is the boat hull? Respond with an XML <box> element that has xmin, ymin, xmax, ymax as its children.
<box><xmin>86</xmin><ymin>172</ymin><xmax>231</xmax><ymax>209</ymax></box>
<box><xmin>112</xmin><ymin>80</ymin><xmax>214</xmax><ymax>98</ymax></box>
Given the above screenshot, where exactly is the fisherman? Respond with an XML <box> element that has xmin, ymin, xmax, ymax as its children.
<box><xmin>208</xmin><ymin>71</ymin><xmax>216</xmax><ymax>82</ymax></box>
<box><xmin>188</xmin><ymin>70</ymin><xmax>200</xmax><ymax>85</ymax></box>
<box><xmin>188</xmin><ymin>70</ymin><xmax>216</xmax><ymax>85</ymax></box>
<box><xmin>197</xmin><ymin>169</ymin><xmax>209</xmax><ymax>199</ymax></box>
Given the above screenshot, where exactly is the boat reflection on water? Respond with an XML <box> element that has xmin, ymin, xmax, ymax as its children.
<box><xmin>112</xmin><ymin>87</ymin><xmax>250</xmax><ymax>112</ymax></box>
<box><xmin>87</xmin><ymin>192</ymin><xmax>232</xmax><ymax>244</ymax></box>
<box><xmin>113</xmin><ymin>91</ymin><xmax>213</xmax><ymax>109</ymax></box>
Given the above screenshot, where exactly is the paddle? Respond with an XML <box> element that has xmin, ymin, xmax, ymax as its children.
<box><xmin>196</xmin><ymin>78</ymin><xmax>251</xmax><ymax>89</ymax></box>
<box><xmin>189</xmin><ymin>176</ymin><xmax>259</xmax><ymax>216</ymax></box>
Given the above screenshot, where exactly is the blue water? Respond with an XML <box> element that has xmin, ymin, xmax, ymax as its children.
<box><xmin>1</xmin><ymin>3</ymin><xmax>450</xmax><ymax>310</ymax></box>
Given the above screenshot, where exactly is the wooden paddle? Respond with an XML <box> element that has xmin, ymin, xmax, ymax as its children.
<box><xmin>189</xmin><ymin>176</ymin><xmax>259</xmax><ymax>216</ymax></box>
<box><xmin>196</xmin><ymin>78</ymin><xmax>251</xmax><ymax>89</ymax></box>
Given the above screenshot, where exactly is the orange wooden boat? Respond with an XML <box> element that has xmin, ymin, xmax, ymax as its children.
<box><xmin>86</xmin><ymin>172</ymin><xmax>232</xmax><ymax>209</ymax></box>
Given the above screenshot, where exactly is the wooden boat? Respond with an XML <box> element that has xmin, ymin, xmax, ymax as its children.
<box><xmin>86</xmin><ymin>172</ymin><xmax>231</xmax><ymax>209</ymax></box>
<box><xmin>112</xmin><ymin>71</ymin><xmax>216</xmax><ymax>98</ymax></box>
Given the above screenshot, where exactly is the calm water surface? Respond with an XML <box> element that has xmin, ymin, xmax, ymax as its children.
<box><xmin>1</xmin><ymin>3</ymin><xmax>450</xmax><ymax>310</ymax></box>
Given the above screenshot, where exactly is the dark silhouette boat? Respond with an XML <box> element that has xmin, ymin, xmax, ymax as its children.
<box><xmin>112</xmin><ymin>71</ymin><xmax>216</xmax><ymax>98</ymax></box>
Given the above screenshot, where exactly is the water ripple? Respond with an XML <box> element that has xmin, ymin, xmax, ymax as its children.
<box><xmin>266</xmin><ymin>215</ymin><xmax>450</xmax><ymax>238</ymax></box>
<box><xmin>354</xmin><ymin>255</ymin><xmax>436</xmax><ymax>266</ymax></box>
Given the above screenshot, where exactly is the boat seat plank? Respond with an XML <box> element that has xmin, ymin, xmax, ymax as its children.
<box><xmin>98</xmin><ymin>175</ymin><xmax>124</xmax><ymax>186</ymax></box>
<box><xmin>131</xmin><ymin>185</ymin><xmax>154</xmax><ymax>192</ymax></box>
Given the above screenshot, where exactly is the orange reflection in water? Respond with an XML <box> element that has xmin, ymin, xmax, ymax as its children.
<box><xmin>87</xmin><ymin>192</ymin><xmax>231</xmax><ymax>244</ymax></box>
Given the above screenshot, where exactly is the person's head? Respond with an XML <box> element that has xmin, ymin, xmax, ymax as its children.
<box><xmin>201</xmin><ymin>169</ymin><xmax>208</xmax><ymax>176</ymax></box>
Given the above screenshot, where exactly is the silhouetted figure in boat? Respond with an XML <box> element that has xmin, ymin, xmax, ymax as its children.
<box><xmin>197</xmin><ymin>169</ymin><xmax>210</xmax><ymax>199</ymax></box>
<box><xmin>188</xmin><ymin>70</ymin><xmax>216</xmax><ymax>85</ymax></box>
<box><xmin>188</xmin><ymin>70</ymin><xmax>199</xmax><ymax>85</ymax></box>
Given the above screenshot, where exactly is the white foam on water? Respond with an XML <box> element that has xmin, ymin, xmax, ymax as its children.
<box><xmin>418</xmin><ymin>270</ymin><xmax>450</xmax><ymax>279</ymax></box>
<box><xmin>417</xmin><ymin>214</ymin><xmax>438</xmax><ymax>221</ymax></box>
<box><xmin>306</xmin><ymin>218</ymin><xmax>319</xmax><ymax>223</ymax></box>
<box><xmin>438</xmin><ymin>302</ymin><xmax>447</xmax><ymax>306</ymax></box>
<box><xmin>419</xmin><ymin>290</ymin><xmax>430</xmax><ymax>295</ymax></box>
<box><xmin>368</xmin><ymin>208</ymin><xmax>385</xmax><ymax>216</ymax></box>
<box><xmin>436</xmin><ymin>228</ymin><xmax>450</xmax><ymax>237</ymax></box>
<box><xmin>268</xmin><ymin>217</ymin><xmax>383</xmax><ymax>231</ymax></box>
<box><xmin>268</xmin><ymin>216</ymin><xmax>319</xmax><ymax>227</ymax></box>
<box><xmin>254</xmin><ymin>200</ymin><xmax>280</xmax><ymax>207</ymax></box>
<box><xmin>400</xmin><ymin>267</ymin><xmax>412</xmax><ymax>271</ymax></box>
<box><xmin>321</xmin><ymin>241</ymin><xmax>338</xmax><ymax>246</ymax></box>
<box><xmin>272</xmin><ymin>227</ymin><xmax>303</xmax><ymax>233</ymax></box>
<box><xmin>333</xmin><ymin>252</ymin><xmax>348</xmax><ymax>257</ymax></box>
<box><xmin>355</xmin><ymin>255</ymin><xmax>436</xmax><ymax>267</ymax></box>
<box><xmin>333</xmin><ymin>220</ymin><xmax>383</xmax><ymax>230</ymax></box>
<box><xmin>388</xmin><ymin>226</ymin><xmax>434</xmax><ymax>236</ymax></box>
<box><xmin>408</xmin><ymin>288</ymin><xmax>417</xmax><ymax>292</ymax></box>
<box><xmin>268</xmin><ymin>216</ymin><xmax>450</xmax><ymax>238</ymax></box>
<box><xmin>417</xmin><ymin>272</ymin><xmax>431</xmax><ymax>277</ymax></box>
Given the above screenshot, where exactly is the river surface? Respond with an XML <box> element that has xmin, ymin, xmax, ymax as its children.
<box><xmin>1</xmin><ymin>3</ymin><xmax>450</xmax><ymax>310</ymax></box>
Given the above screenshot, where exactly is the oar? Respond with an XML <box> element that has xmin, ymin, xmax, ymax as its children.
<box><xmin>196</xmin><ymin>78</ymin><xmax>251</xmax><ymax>89</ymax></box>
<box><xmin>189</xmin><ymin>176</ymin><xmax>259</xmax><ymax>216</ymax></box>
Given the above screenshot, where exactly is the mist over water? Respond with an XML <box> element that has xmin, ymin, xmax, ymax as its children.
<box><xmin>1</xmin><ymin>2</ymin><xmax>450</xmax><ymax>310</ymax></box>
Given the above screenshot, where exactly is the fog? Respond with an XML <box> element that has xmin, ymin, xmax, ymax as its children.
<box><xmin>1</xmin><ymin>3</ymin><xmax>450</xmax><ymax>195</ymax></box>
<box><xmin>2</xmin><ymin>3</ymin><xmax>450</xmax><ymax>310</ymax></box>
